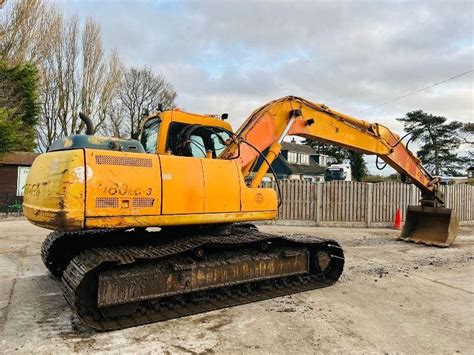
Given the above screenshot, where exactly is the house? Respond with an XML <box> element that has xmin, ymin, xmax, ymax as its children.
<box><xmin>467</xmin><ymin>166</ymin><xmax>474</xmax><ymax>178</ymax></box>
<box><xmin>0</xmin><ymin>151</ymin><xmax>39</xmax><ymax>200</ymax></box>
<box><xmin>254</xmin><ymin>141</ymin><xmax>326</xmax><ymax>182</ymax></box>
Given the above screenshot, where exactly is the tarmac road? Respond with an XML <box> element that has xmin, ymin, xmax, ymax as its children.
<box><xmin>0</xmin><ymin>220</ymin><xmax>473</xmax><ymax>354</ymax></box>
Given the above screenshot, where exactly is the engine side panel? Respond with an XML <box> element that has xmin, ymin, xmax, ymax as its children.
<box><xmin>84</xmin><ymin>149</ymin><xmax>162</xmax><ymax>217</ymax></box>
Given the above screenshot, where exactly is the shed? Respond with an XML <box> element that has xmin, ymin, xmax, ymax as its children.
<box><xmin>0</xmin><ymin>151</ymin><xmax>39</xmax><ymax>200</ymax></box>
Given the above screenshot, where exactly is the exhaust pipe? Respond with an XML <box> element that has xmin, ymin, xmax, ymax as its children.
<box><xmin>399</xmin><ymin>206</ymin><xmax>459</xmax><ymax>247</ymax></box>
<box><xmin>79</xmin><ymin>112</ymin><xmax>95</xmax><ymax>135</ymax></box>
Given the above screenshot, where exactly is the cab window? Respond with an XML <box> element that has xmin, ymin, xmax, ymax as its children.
<box><xmin>166</xmin><ymin>122</ymin><xmax>231</xmax><ymax>158</ymax></box>
<box><xmin>211</xmin><ymin>131</ymin><xmax>231</xmax><ymax>157</ymax></box>
<box><xmin>141</xmin><ymin>118</ymin><xmax>160</xmax><ymax>153</ymax></box>
<box><xmin>189</xmin><ymin>135</ymin><xmax>206</xmax><ymax>158</ymax></box>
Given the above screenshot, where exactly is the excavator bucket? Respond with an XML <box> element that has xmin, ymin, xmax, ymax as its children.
<box><xmin>399</xmin><ymin>206</ymin><xmax>459</xmax><ymax>247</ymax></box>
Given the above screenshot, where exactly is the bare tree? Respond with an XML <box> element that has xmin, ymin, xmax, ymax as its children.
<box><xmin>94</xmin><ymin>50</ymin><xmax>123</xmax><ymax>133</ymax></box>
<box><xmin>36</xmin><ymin>15</ymin><xmax>123</xmax><ymax>150</ymax></box>
<box><xmin>117</xmin><ymin>67</ymin><xmax>176</xmax><ymax>138</ymax></box>
<box><xmin>0</xmin><ymin>0</ymin><xmax>58</xmax><ymax>65</ymax></box>
<box><xmin>55</xmin><ymin>15</ymin><xmax>80</xmax><ymax>137</ymax></box>
<box><xmin>37</xmin><ymin>14</ymin><xmax>80</xmax><ymax>149</ymax></box>
<box><xmin>80</xmin><ymin>19</ymin><xmax>104</xmax><ymax>118</ymax></box>
<box><xmin>37</xmin><ymin>57</ymin><xmax>60</xmax><ymax>150</ymax></box>
<box><xmin>100</xmin><ymin>100</ymin><xmax>127</xmax><ymax>138</ymax></box>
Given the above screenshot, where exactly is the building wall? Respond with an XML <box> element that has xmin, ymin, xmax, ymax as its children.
<box><xmin>0</xmin><ymin>165</ymin><xmax>19</xmax><ymax>197</ymax></box>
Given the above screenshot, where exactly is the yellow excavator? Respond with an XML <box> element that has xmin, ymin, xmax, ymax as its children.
<box><xmin>23</xmin><ymin>96</ymin><xmax>458</xmax><ymax>330</ymax></box>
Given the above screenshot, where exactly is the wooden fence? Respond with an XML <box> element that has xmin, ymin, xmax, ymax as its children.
<box><xmin>267</xmin><ymin>180</ymin><xmax>474</xmax><ymax>226</ymax></box>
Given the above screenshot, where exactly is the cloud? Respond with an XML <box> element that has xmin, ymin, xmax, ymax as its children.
<box><xmin>61</xmin><ymin>0</ymin><xmax>473</xmax><ymax>174</ymax></box>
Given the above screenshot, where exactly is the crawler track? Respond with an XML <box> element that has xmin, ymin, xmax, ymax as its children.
<box><xmin>41</xmin><ymin>229</ymin><xmax>117</xmax><ymax>277</ymax></box>
<box><xmin>44</xmin><ymin>225</ymin><xmax>344</xmax><ymax>330</ymax></box>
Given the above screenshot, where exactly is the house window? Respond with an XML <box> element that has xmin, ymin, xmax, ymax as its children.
<box><xmin>287</xmin><ymin>152</ymin><xmax>310</xmax><ymax>165</ymax></box>
<box><xmin>320</xmin><ymin>155</ymin><xmax>327</xmax><ymax>166</ymax></box>
<box><xmin>299</xmin><ymin>153</ymin><xmax>309</xmax><ymax>165</ymax></box>
<box><xmin>288</xmin><ymin>152</ymin><xmax>298</xmax><ymax>163</ymax></box>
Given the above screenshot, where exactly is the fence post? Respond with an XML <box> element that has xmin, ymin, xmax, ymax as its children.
<box><xmin>410</xmin><ymin>184</ymin><xmax>417</xmax><ymax>205</ymax></box>
<box><xmin>366</xmin><ymin>183</ymin><xmax>373</xmax><ymax>227</ymax></box>
<box><xmin>444</xmin><ymin>186</ymin><xmax>450</xmax><ymax>208</ymax></box>
<box><xmin>316</xmin><ymin>182</ymin><xmax>322</xmax><ymax>226</ymax></box>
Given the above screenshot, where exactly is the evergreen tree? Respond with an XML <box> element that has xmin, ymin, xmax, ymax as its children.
<box><xmin>348</xmin><ymin>150</ymin><xmax>368</xmax><ymax>181</ymax></box>
<box><xmin>459</xmin><ymin>122</ymin><xmax>474</xmax><ymax>169</ymax></box>
<box><xmin>463</xmin><ymin>122</ymin><xmax>474</xmax><ymax>134</ymax></box>
<box><xmin>303</xmin><ymin>141</ymin><xmax>347</xmax><ymax>164</ymax></box>
<box><xmin>0</xmin><ymin>61</ymin><xmax>40</xmax><ymax>153</ymax></box>
<box><xmin>303</xmin><ymin>140</ymin><xmax>368</xmax><ymax>181</ymax></box>
<box><xmin>397</xmin><ymin>110</ymin><xmax>464</xmax><ymax>176</ymax></box>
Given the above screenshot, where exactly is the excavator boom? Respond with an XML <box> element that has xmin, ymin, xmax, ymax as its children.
<box><xmin>223</xmin><ymin>96</ymin><xmax>458</xmax><ymax>246</ymax></box>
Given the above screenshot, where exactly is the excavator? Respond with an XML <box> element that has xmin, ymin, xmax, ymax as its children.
<box><xmin>23</xmin><ymin>96</ymin><xmax>459</xmax><ymax>330</ymax></box>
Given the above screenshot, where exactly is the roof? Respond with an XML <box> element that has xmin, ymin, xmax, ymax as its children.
<box><xmin>0</xmin><ymin>151</ymin><xmax>39</xmax><ymax>166</ymax></box>
<box><xmin>276</xmin><ymin>155</ymin><xmax>325</xmax><ymax>176</ymax></box>
<box><xmin>467</xmin><ymin>166</ymin><xmax>474</xmax><ymax>171</ymax></box>
<box><xmin>286</xmin><ymin>162</ymin><xmax>325</xmax><ymax>175</ymax></box>
<box><xmin>281</xmin><ymin>142</ymin><xmax>316</xmax><ymax>155</ymax></box>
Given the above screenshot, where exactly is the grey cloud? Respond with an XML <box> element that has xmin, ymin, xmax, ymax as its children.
<box><xmin>61</xmin><ymin>0</ymin><xmax>473</xmax><ymax>174</ymax></box>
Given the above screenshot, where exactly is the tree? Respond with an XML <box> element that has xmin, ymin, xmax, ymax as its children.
<box><xmin>456</xmin><ymin>122</ymin><xmax>473</xmax><ymax>145</ymax></box>
<box><xmin>463</xmin><ymin>122</ymin><xmax>474</xmax><ymax>133</ymax></box>
<box><xmin>0</xmin><ymin>61</ymin><xmax>40</xmax><ymax>153</ymax></box>
<box><xmin>348</xmin><ymin>150</ymin><xmax>368</xmax><ymax>181</ymax></box>
<box><xmin>397</xmin><ymin>110</ymin><xmax>465</xmax><ymax>176</ymax></box>
<box><xmin>458</xmin><ymin>122</ymin><xmax>474</xmax><ymax>167</ymax></box>
<box><xmin>112</xmin><ymin>67</ymin><xmax>177</xmax><ymax>139</ymax></box>
<box><xmin>304</xmin><ymin>141</ymin><xmax>346</xmax><ymax>164</ymax></box>
<box><xmin>111</xmin><ymin>67</ymin><xmax>177</xmax><ymax>138</ymax></box>
<box><xmin>0</xmin><ymin>0</ymin><xmax>58</xmax><ymax>66</ymax></box>
<box><xmin>36</xmin><ymin>15</ymin><xmax>124</xmax><ymax>150</ymax></box>
<box><xmin>303</xmin><ymin>140</ymin><xmax>368</xmax><ymax>181</ymax></box>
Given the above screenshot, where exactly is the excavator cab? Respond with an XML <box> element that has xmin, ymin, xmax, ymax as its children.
<box><xmin>140</xmin><ymin>110</ymin><xmax>234</xmax><ymax>157</ymax></box>
<box><xmin>400</xmin><ymin>206</ymin><xmax>459</xmax><ymax>247</ymax></box>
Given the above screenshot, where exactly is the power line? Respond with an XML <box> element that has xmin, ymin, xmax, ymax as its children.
<box><xmin>355</xmin><ymin>69</ymin><xmax>474</xmax><ymax>114</ymax></box>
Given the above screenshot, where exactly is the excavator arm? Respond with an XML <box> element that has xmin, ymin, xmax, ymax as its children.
<box><xmin>223</xmin><ymin>96</ymin><xmax>458</xmax><ymax>246</ymax></box>
<box><xmin>224</xmin><ymin>96</ymin><xmax>441</xmax><ymax>203</ymax></box>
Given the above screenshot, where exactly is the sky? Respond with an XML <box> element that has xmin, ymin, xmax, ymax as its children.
<box><xmin>61</xmin><ymin>0</ymin><xmax>473</xmax><ymax>174</ymax></box>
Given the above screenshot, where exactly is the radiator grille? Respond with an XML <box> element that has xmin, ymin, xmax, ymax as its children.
<box><xmin>95</xmin><ymin>155</ymin><xmax>152</xmax><ymax>167</ymax></box>
<box><xmin>95</xmin><ymin>197</ymin><xmax>119</xmax><ymax>208</ymax></box>
<box><xmin>132</xmin><ymin>198</ymin><xmax>154</xmax><ymax>208</ymax></box>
